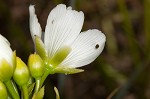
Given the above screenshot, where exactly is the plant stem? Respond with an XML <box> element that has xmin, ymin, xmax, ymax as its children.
<box><xmin>40</xmin><ymin>69</ymin><xmax>49</xmax><ymax>88</ymax></box>
<box><xmin>144</xmin><ymin>0</ymin><xmax>150</xmax><ymax>54</ymax></box>
<box><xmin>34</xmin><ymin>78</ymin><xmax>41</xmax><ymax>93</ymax></box>
<box><xmin>22</xmin><ymin>84</ymin><xmax>28</xmax><ymax>99</ymax></box>
<box><xmin>4</xmin><ymin>80</ymin><xmax>20</xmax><ymax>99</ymax></box>
<box><xmin>117</xmin><ymin>0</ymin><xmax>140</xmax><ymax>63</ymax></box>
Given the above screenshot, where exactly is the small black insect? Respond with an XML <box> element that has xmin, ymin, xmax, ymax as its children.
<box><xmin>95</xmin><ymin>44</ymin><xmax>99</xmax><ymax>49</ymax></box>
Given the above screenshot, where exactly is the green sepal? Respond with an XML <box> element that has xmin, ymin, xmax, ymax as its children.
<box><xmin>8</xmin><ymin>95</ymin><xmax>12</xmax><ymax>99</ymax></box>
<box><xmin>0</xmin><ymin>81</ymin><xmax>8</xmax><ymax>99</ymax></box>
<box><xmin>32</xmin><ymin>86</ymin><xmax>44</xmax><ymax>99</ymax></box>
<box><xmin>54</xmin><ymin>66</ymin><xmax>84</xmax><ymax>74</ymax></box>
<box><xmin>28</xmin><ymin>83</ymin><xmax>35</xmax><ymax>96</ymax></box>
<box><xmin>49</xmin><ymin>46</ymin><xmax>71</xmax><ymax>67</ymax></box>
<box><xmin>27</xmin><ymin>77</ymin><xmax>34</xmax><ymax>88</ymax></box>
<box><xmin>4</xmin><ymin>80</ymin><xmax>20</xmax><ymax>99</ymax></box>
<box><xmin>54</xmin><ymin>87</ymin><xmax>60</xmax><ymax>99</ymax></box>
<box><xmin>35</xmin><ymin>36</ymin><xmax>47</xmax><ymax>60</ymax></box>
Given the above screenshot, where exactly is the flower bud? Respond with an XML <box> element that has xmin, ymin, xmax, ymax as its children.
<box><xmin>0</xmin><ymin>81</ymin><xmax>7</xmax><ymax>99</ymax></box>
<box><xmin>28</xmin><ymin>53</ymin><xmax>44</xmax><ymax>78</ymax></box>
<box><xmin>13</xmin><ymin>57</ymin><xmax>30</xmax><ymax>86</ymax></box>
<box><xmin>0</xmin><ymin>35</ymin><xmax>16</xmax><ymax>82</ymax></box>
<box><xmin>0</xmin><ymin>59</ymin><xmax>13</xmax><ymax>81</ymax></box>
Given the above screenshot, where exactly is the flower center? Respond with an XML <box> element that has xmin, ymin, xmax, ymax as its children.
<box><xmin>48</xmin><ymin>46</ymin><xmax>71</xmax><ymax>67</ymax></box>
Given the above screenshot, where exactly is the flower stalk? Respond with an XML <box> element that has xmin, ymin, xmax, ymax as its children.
<box><xmin>4</xmin><ymin>80</ymin><xmax>20</xmax><ymax>99</ymax></box>
<box><xmin>0</xmin><ymin>81</ymin><xmax>8</xmax><ymax>99</ymax></box>
<box><xmin>39</xmin><ymin>68</ymin><xmax>50</xmax><ymax>88</ymax></box>
<box><xmin>22</xmin><ymin>84</ymin><xmax>28</xmax><ymax>99</ymax></box>
<box><xmin>34</xmin><ymin>78</ymin><xmax>41</xmax><ymax>93</ymax></box>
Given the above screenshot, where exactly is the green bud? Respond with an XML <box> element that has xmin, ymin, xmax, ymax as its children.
<box><xmin>28</xmin><ymin>53</ymin><xmax>44</xmax><ymax>78</ymax></box>
<box><xmin>0</xmin><ymin>59</ymin><xmax>13</xmax><ymax>82</ymax></box>
<box><xmin>13</xmin><ymin>57</ymin><xmax>30</xmax><ymax>86</ymax></box>
<box><xmin>49</xmin><ymin>46</ymin><xmax>71</xmax><ymax>67</ymax></box>
<box><xmin>0</xmin><ymin>81</ymin><xmax>8</xmax><ymax>99</ymax></box>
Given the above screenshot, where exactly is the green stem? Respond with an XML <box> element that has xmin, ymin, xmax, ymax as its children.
<box><xmin>40</xmin><ymin>69</ymin><xmax>49</xmax><ymax>88</ymax></box>
<box><xmin>34</xmin><ymin>78</ymin><xmax>41</xmax><ymax>93</ymax></box>
<box><xmin>144</xmin><ymin>0</ymin><xmax>150</xmax><ymax>54</ymax></box>
<box><xmin>4</xmin><ymin>80</ymin><xmax>20</xmax><ymax>99</ymax></box>
<box><xmin>117</xmin><ymin>0</ymin><xmax>140</xmax><ymax>63</ymax></box>
<box><xmin>22</xmin><ymin>84</ymin><xmax>28</xmax><ymax>99</ymax></box>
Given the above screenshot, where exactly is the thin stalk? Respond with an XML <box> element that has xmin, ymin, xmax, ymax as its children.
<box><xmin>34</xmin><ymin>78</ymin><xmax>41</xmax><ymax>93</ymax></box>
<box><xmin>22</xmin><ymin>84</ymin><xmax>28</xmax><ymax>99</ymax></box>
<box><xmin>117</xmin><ymin>0</ymin><xmax>140</xmax><ymax>63</ymax></box>
<box><xmin>4</xmin><ymin>80</ymin><xmax>20</xmax><ymax>99</ymax></box>
<box><xmin>144</xmin><ymin>0</ymin><xmax>150</xmax><ymax>53</ymax></box>
<box><xmin>39</xmin><ymin>69</ymin><xmax>49</xmax><ymax>88</ymax></box>
<box><xmin>114</xmin><ymin>62</ymin><xmax>145</xmax><ymax>99</ymax></box>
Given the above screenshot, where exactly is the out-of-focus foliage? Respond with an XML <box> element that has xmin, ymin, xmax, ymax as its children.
<box><xmin>0</xmin><ymin>0</ymin><xmax>149</xmax><ymax>99</ymax></box>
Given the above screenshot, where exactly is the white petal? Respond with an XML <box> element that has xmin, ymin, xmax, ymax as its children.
<box><xmin>29</xmin><ymin>5</ymin><xmax>42</xmax><ymax>41</ymax></box>
<box><xmin>44</xmin><ymin>4</ymin><xmax>84</xmax><ymax>58</ymax></box>
<box><xmin>0</xmin><ymin>34</ymin><xmax>13</xmax><ymax>66</ymax></box>
<box><xmin>60</xmin><ymin>29</ymin><xmax>106</xmax><ymax>68</ymax></box>
<box><xmin>0</xmin><ymin>34</ymin><xmax>10</xmax><ymax>46</ymax></box>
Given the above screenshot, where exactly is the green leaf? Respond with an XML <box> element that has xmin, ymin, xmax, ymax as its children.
<box><xmin>32</xmin><ymin>86</ymin><xmax>44</xmax><ymax>99</ymax></box>
<box><xmin>35</xmin><ymin>36</ymin><xmax>47</xmax><ymax>60</ymax></box>
<box><xmin>54</xmin><ymin>87</ymin><xmax>60</xmax><ymax>99</ymax></box>
<box><xmin>54</xmin><ymin>66</ymin><xmax>84</xmax><ymax>74</ymax></box>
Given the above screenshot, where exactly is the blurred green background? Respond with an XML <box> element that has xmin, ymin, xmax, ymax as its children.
<box><xmin>0</xmin><ymin>0</ymin><xmax>150</xmax><ymax>99</ymax></box>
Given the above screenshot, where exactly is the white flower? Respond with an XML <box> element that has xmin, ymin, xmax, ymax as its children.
<box><xmin>29</xmin><ymin>4</ymin><xmax>106</xmax><ymax>68</ymax></box>
<box><xmin>0</xmin><ymin>34</ymin><xmax>13</xmax><ymax>67</ymax></box>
